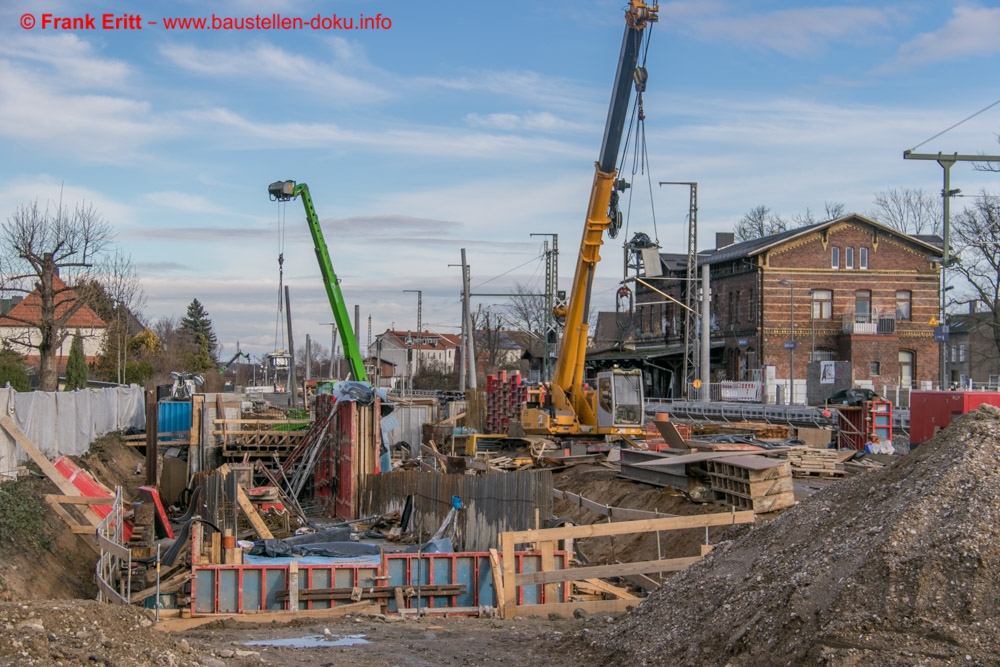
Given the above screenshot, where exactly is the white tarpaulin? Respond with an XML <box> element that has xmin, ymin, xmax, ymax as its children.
<box><xmin>0</xmin><ymin>386</ymin><xmax>145</xmax><ymax>480</ymax></box>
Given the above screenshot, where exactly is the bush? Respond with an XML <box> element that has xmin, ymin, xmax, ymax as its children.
<box><xmin>0</xmin><ymin>349</ymin><xmax>29</xmax><ymax>391</ymax></box>
<box><xmin>0</xmin><ymin>477</ymin><xmax>54</xmax><ymax>553</ymax></box>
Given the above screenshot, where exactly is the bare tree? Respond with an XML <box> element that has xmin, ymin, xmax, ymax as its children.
<box><xmin>0</xmin><ymin>200</ymin><xmax>124</xmax><ymax>390</ymax></box>
<box><xmin>950</xmin><ymin>193</ymin><xmax>1000</xmax><ymax>360</ymax></box>
<box><xmin>824</xmin><ymin>201</ymin><xmax>847</xmax><ymax>219</ymax></box>
<box><xmin>868</xmin><ymin>188</ymin><xmax>942</xmax><ymax>235</ymax></box>
<box><xmin>503</xmin><ymin>281</ymin><xmax>547</xmax><ymax>335</ymax></box>
<box><xmin>734</xmin><ymin>205</ymin><xmax>787</xmax><ymax>242</ymax></box>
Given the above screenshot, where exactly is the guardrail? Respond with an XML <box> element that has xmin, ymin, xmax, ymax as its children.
<box><xmin>96</xmin><ymin>486</ymin><xmax>131</xmax><ymax>605</ymax></box>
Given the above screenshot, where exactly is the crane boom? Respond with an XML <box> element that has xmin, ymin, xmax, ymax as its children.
<box><xmin>268</xmin><ymin>180</ymin><xmax>368</xmax><ymax>383</ymax></box>
<box><xmin>532</xmin><ymin>1</ymin><xmax>655</xmax><ymax>435</ymax></box>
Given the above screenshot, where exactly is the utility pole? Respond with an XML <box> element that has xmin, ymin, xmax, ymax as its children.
<box><xmin>530</xmin><ymin>233</ymin><xmax>559</xmax><ymax>382</ymax></box>
<box><xmin>700</xmin><ymin>264</ymin><xmax>711</xmax><ymax>402</ymax></box>
<box><xmin>305</xmin><ymin>334</ymin><xmax>312</xmax><ymax>381</ymax></box>
<box><xmin>403</xmin><ymin>290</ymin><xmax>422</xmax><ymax>380</ymax></box>
<box><xmin>320</xmin><ymin>322</ymin><xmax>337</xmax><ymax>378</ymax></box>
<box><xmin>461</xmin><ymin>249</ymin><xmax>477</xmax><ymax>390</ymax></box>
<box><xmin>660</xmin><ymin>181</ymin><xmax>698</xmax><ymax>397</ymax></box>
<box><xmin>904</xmin><ymin>150</ymin><xmax>1000</xmax><ymax>388</ymax></box>
<box><xmin>284</xmin><ymin>286</ymin><xmax>297</xmax><ymax>408</ymax></box>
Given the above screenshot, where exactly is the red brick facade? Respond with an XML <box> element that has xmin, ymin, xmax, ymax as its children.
<box><xmin>632</xmin><ymin>215</ymin><xmax>941</xmax><ymax>392</ymax></box>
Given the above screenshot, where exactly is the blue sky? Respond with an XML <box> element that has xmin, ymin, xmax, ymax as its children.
<box><xmin>2</xmin><ymin>0</ymin><xmax>999</xmax><ymax>362</ymax></box>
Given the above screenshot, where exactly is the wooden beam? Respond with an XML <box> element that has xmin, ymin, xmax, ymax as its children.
<box><xmin>218</xmin><ymin>463</ymin><xmax>274</xmax><ymax>540</ymax></box>
<box><xmin>503</xmin><ymin>510</ymin><xmax>754</xmax><ymax>544</ymax></box>
<box><xmin>500</xmin><ymin>532</ymin><xmax>517</xmax><ymax>619</ymax></box>
<box><xmin>145</xmin><ymin>389</ymin><xmax>157</xmax><ymax>486</ymax></box>
<box><xmin>540</xmin><ymin>540</ymin><xmax>557</xmax><ymax>603</ymax></box>
<box><xmin>516</xmin><ymin>599</ymin><xmax>634</xmax><ymax>617</ymax></box>
<box><xmin>488</xmin><ymin>548</ymin><xmax>505</xmax><ymax>611</ymax></box>
<box><xmin>154</xmin><ymin>601</ymin><xmax>379</xmax><ymax>632</ymax></box>
<box><xmin>577</xmin><ymin>578</ymin><xmax>638</xmax><ymax>600</ymax></box>
<box><xmin>44</xmin><ymin>495</ymin><xmax>115</xmax><ymax>506</ymax></box>
<box><xmin>515</xmin><ymin>556</ymin><xmax>702</xmax><ymax>586</ymax></box>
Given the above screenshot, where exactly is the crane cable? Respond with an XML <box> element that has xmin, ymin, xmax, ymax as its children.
<box><xmin>274</xmin><ymin>201</ymin><xmax>286</xmax><ymax>353</ymax></box>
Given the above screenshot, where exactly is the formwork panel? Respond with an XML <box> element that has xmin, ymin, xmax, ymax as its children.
<box><xmin>310</xmin><ymin>568</ymin><xmax>332</xmax><ymax>609</ymax></box>
<box><xmin>264</xmin><ymin>569</ymin><xmax>285</xmax><ymax>610</ymax></box>
<box><xmin>194</xmin><ymin>569</ymin><xmax>215</xmax><ymax>614</ymax></box>
<box><xmin>217</xmin><ymin>569</ymin><xmax>240</xmax><ymax>613</ymax></box>
<box><xmin>242</xmin><ymin>569</ymin><xmax>262</xmax><ymax>612</ymax></box>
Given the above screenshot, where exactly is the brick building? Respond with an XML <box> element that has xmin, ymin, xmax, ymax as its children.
<box><xmin>945</xmin><ymin>303</ymin><xmax>1000</xmax><ymax>387</ymax></box>
<box><xmin>615</xmin><ymin>214</ymin><xmax>943</xmax><ymax>399</ymax></box>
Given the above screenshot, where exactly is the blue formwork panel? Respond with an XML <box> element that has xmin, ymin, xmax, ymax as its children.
<box><xmin>453</xmin><ymin>556</ymin><xmax>476</xmax><ymax>608</ymax></box>
<box><xmin>218</xmin><ymin>568</ymin><xmax>240</xmax><ymax>613</ymax></box>
<box><xmin>310</xmin><ymin>568</ymin><xmax>332</xmax><ymax>610</ymax></box>
<box><xmin>476</xmin><ymin>555</ymin><xmax>494</xmax><ymax>607</ymax></box>
<box><xmin>194</xmin><ymin>569</ymin><xmax>215</xmax><ymax>614</ymax></box>
<box><xmin>519</xmin><ymin>554</ymin><xmax>541</xmax><ymax>605</ymax></box>
<box><xmin>242</xmin><ymin>569</ymin><xmax>262</xmax><ymax>612</ymax></box>
<box><xmin>264</xmin><ymin>569</ymin><xmax>285</xmax><ymax>610</ymax></box>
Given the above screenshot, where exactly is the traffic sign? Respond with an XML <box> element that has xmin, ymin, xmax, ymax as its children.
<box><xmin>783</xmin><ymin>341</ymin><xmax>797</xmax><ymax>350</ymax></box>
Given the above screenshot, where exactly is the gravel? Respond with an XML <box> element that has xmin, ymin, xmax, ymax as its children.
<box><xmin>590</xmin><ymin>404</ymin><xmax>1000</xmax><ymax>666</ymax></box>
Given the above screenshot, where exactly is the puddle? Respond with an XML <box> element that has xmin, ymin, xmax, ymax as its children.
<box><xmin>243</xmin><ymin>634</ymin><xmax>370</xmax><ymax>648</ymax></box>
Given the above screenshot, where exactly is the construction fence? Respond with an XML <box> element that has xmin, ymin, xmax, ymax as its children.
<box><xmin>0</xmin><ymin>386</ymin><xmax>146</xmax><ymax>480</ymax></box>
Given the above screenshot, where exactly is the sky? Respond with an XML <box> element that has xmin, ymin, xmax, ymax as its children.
<box><xmin>2</xmin><ymin>0</ymin><xmax>1000</xmax><ymax>365</ymax></box>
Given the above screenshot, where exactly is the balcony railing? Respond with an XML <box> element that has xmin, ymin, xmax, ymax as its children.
<box><xmin>842</xmin><ymin>313</ymin><xmax>896</xmax><ymax>334</ymax></box>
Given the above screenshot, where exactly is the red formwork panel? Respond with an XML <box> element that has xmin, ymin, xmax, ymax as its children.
<box><xmin>909</xmin><ymin>391</ymin><xmax>1000</xmax><ymax>446</ymax></box>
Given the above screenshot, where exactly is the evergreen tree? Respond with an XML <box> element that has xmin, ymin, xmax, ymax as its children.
<box><xmin>186</xmin><ymin>333</ymin><xmax>217</xmax><ymax>373</ymax></box>
<box><xmin>179</xmin><ymin>299</ymin><xmax>218</xmax><ymax>360</ymax></box>
<box><xmin>64</xmin><ymin>333</ymin><xmax>88</xmax><ymax>390</ymax></box>
<box><xmin>0</xmin><ymin>348</ymin><xmax>29</xmax><ymax>392</ymax></box>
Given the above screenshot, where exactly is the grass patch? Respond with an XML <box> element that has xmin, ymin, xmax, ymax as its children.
<box><xmin>0</xmin><ymin>476</ymin><xmax>55</xmax><ymax>554</ymax></box>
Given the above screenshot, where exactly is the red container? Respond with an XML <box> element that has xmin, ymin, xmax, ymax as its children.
<box><xmin>909</xmin><ymin>391</ymin><xmax>1000</xmax><ymax>445</ymax></box>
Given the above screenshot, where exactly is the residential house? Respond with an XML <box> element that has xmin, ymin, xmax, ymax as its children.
<box><xmin>368</xmin><ymin>329</ymin><xmax>461</xmax><ymax>388</ymax></box>
<box><xmin>0</xmin><ymin>275</ymin><xmax>108</xmax><ymax>373</ymax></box>
<box><xmin>596</xmin><ymin>214</ymin><xmax>942</xmax><ymax>401</ymax></box>
<box><xmin>945</xmin><ymin>302</ymin><xmax>1000</xmax><ymax>387</ymax></box>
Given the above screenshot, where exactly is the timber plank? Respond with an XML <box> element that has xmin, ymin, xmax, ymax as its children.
<box><xmin>504</xmin><ymin>510</ymin><xmax>754</xmax><ymax>543</ymax></box>
<box><xmin>218</xmin><ymin>463</ymin><xmax>274</xmax><ymax>540</ymax></box>
<box><xmin>515</xmin><ymin>556</ymin><xmax>702</xmax><ymax>586</ymax></box>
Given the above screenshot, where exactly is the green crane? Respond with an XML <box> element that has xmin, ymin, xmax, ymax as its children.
<box><xmin>268</xmin><ymin>180</ymin><xmax>368</xmax><ymax>383</ymax></box>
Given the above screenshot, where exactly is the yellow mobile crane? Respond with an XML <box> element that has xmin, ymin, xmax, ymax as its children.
<box><xmin>520</xmin><ymin>0</ymin><xmax>656</xmax><ymax>438</ymax></box>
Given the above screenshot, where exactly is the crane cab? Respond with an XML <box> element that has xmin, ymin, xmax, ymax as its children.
<box><xmin>594</xmin><ymin>368</ymin><xmax>644</xmax><ymax>431</ymax></box>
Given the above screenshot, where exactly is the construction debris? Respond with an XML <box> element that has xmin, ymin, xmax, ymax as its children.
<box><xmin>593</xmin><ymin>404</ymin><xmax>1000</xmax><ymax>665</ymax></box>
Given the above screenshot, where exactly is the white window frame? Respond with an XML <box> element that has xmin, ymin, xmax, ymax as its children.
<box><xmin>846</xmin><ymin>247</ymin><xmax>854</xmax><ymax>269</ymax></box>
<box><xmin>859</xmin><ymin>247</ymin><xmax>868</xmax><ymax>270</ymax></box>
<box><xmin>831</xmin><ymin>247</ymin><xmax>840</xmax><ymax>269</ymax></box>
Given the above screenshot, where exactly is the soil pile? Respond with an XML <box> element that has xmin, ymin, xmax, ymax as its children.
<box><xmin>592</xmin><ymin>405</ymin><xmax>1000</xmax><ymax>666</ymax></box>
<box><xmin>0</xmin><ymin>599</ymin><xmax>257</xmax><ymax>666</ymax></box>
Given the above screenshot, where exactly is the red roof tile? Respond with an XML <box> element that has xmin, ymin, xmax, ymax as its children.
<box><xmin>0</xmin><ymin>274</ymin><xmax>107</xmax><ymax>328</ymax></box>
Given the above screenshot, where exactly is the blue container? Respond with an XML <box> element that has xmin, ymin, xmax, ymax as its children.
<box><xmin>158</xmin><ymin>400</ymin><xmax>193</xmax><ymax>435</ymax></box>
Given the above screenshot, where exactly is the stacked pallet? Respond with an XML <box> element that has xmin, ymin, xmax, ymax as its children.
<box><xmin>786</xmin><ymin>447</ymin><xmax>844</xmax><ymax>477</ymax></box>
<box><xmin>485</xmin><ymin>371</ymin><xmax>527</xmax><ymax>433</ymax></box>
<box><xmin>706</xmin><ymin>456</ymin><xmax>796</xmax><ymax>513</ymax></box>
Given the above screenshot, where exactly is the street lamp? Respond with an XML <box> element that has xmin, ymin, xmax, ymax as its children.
<box><xmin>778</xmin><ymin>279</ymin><xmax>794</xmax><ymax>405</ymax></box>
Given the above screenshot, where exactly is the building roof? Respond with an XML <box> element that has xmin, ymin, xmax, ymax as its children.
<box><xmin>379</xmin><ymin>329</ymin><xmax>461</xmax><ymax>351</ymax></box>
<box><xmin>0</xmin><ymin>275</ymin><xmax>107</xmax><ymax>328</ymax></box>
<box><xmin>696</xmin><ymin>214</ymin><xmax>944</xmax><ymax>267</ymax></box>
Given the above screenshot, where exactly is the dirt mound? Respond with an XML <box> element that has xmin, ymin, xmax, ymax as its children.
<box><xmin>0</xmin><ymin>599</ymin><xmax>258</xmax><ymax>666</ymax></box>
<box><xmin>592</xmin><ymin>405</ymin><xmax>1000</xmax><ymax>666</ymax></box>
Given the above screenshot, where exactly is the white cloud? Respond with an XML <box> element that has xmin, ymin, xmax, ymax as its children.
<box><xmin>0</xmin><ymin>59</ymin><xmax>175</xmax><ymax>163</ymax></box>
<box><xmin>895</xmin><ymin>4</ymin><xmax>1000</xmax><ymax>64</ymax></box>
<box><xmin>159</xmin><ymin>41</ymin><xmax>389</xmax><ymax>104</ymax></box>
<box><xmin>182</xmin><ymin>107</ymin><xmax>589</xmax><ymax>160</ymax></box>
<box><xmin>0</xmin><ymin>33</ymin><xmax>130</xmax><ymax>88</ymax></box>
<box><xmin>465</xmin><ymin>111</ymin><xmax>595</xmax><ymax>134</ymax></box>
<box><xmin>0</xmin><ymin>175</ymin><xmax>134</xmax><ymax>228</ymax></box>
<box><xmin>416</xmin><ymin>70</ymin><xmax>600</xmax><ymax>114</ymax></box>
<box><xmin>660</xmin><ymin>2</ymin><xmax>893</xmax><ymax>55</ymax></box>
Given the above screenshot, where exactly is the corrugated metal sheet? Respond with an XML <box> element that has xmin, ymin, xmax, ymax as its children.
<box><xmin>359</xmin><ymin>470</ymin><xmax>553</xmax><ymax>552</ymax></box>
<box><xmin>383</xmin><ymin>404</ymin><xmax>434</xmax><ymax>455</ymax></box>
<box><xmin>158</xmin><ymin>400</ymin><xmax>192</xmax><ymax>434</ymax></box>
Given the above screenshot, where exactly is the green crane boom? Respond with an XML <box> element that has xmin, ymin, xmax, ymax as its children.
<box><xmin>268</xmin><ymin>180</ymin><xmax>368</xmax><ymax>383</ymax></box>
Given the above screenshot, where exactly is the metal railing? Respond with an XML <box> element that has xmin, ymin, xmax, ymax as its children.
<box><xmin>842</xmin><ymin>313</ymin><xmax>896</xmax><ymax>334</ymax></box>
<box><xmin>95</xmin><ymin>486</ymin><xmax>131</xmax><ymax>605</ymax></box>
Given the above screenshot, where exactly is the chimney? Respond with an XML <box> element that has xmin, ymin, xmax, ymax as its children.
<box><xmin>716</xmin><ymin>232</ymin><xmax>735</xmax><ymax>249</ymax></box>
